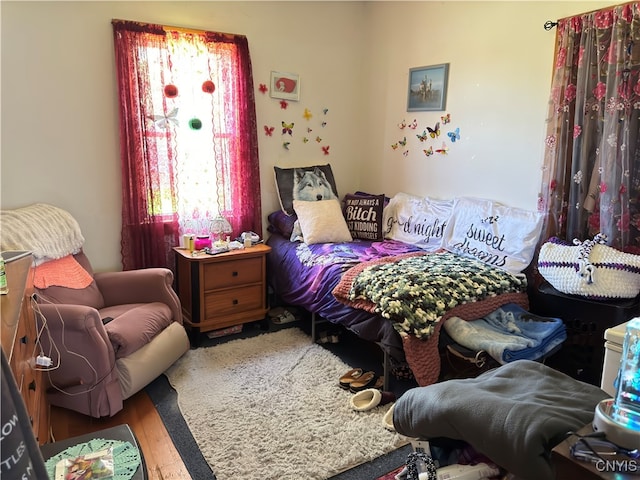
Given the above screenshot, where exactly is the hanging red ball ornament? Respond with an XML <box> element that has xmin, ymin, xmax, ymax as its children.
<box><xmin>202</xmin><ymin>80</ymin><xmax>215</xmax><ymax>94</ymax></box>
<box><xmin>164</xmin><ymin>84</ymin><xmax>178</xmax><ymax>98</ymax></box>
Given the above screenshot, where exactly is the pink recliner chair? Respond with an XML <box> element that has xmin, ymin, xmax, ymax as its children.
<box><xmin>1</xmin><ymin>203</ymin><xmax>190</xmax><ymax>418</ymax></box>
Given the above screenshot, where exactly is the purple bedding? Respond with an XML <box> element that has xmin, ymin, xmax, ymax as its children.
<box><xmin>266</xmin><ymin>233</ymin><xmax>422</xmax><ymax>361</ymax></box>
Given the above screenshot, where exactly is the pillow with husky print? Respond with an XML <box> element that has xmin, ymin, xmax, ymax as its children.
<box><xmin>274</xmin><ymin>164</ymin><xmax>339</xmax><ymax>215</ymax></box>
<box><xmin>343</xmin><ymin>193</ymin><xmax>385</xmax><ymax>240</ymax></box>
<box><xmin>293</xmin><ymin>199</ymin><xmax>352</xmax><ymax>244</ymax></box>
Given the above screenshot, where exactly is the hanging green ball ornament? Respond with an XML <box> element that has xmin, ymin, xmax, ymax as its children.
<box><xmin>189</xmin><ymin>118</ymin><xmax>203</xmax><ymax>130</ymax></box>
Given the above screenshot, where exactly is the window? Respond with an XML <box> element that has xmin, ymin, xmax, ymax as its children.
<box><xmin>112</xmin><ymin>20</ymin><xmax>261</xmax><ymax>270</ymax></box>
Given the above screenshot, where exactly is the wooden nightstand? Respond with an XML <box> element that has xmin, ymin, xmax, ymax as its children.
<box><xmin>174</xmin><ymin>244</ymin><xmax>271</xmax><ymax>344</ymax></box>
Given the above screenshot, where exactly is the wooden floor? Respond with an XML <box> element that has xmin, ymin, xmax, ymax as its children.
<box><xmin>48</xmin><ymin>389</ymin><xmax>191</xmax><ymax>480</ymax></box>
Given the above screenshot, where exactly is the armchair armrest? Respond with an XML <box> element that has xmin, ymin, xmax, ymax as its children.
<box><xmin>35</xmin><ymin>303</ymin><xmax>116</xmax><ymax>392</ymax></box>
<box><xmin>94</xmin><ymin>268</ymin><xmax>181</xmax><ymax>323</ymax></box>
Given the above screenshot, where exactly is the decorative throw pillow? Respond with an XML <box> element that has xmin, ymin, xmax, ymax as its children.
<box><xmin>274</xmin><ymin>164</ymin><xmax>339</xmax><ymax>215</ymax></box>
<box><xmin>383</xmin><ymin>192</ymin><xmax>453</xmax><ymax>251</ymax></box>
<box><xmin>343</xmin><ymin>193</ymin><xmax>385</xmax><ymax>240</ymax></box>
<box><xmin>293</xmin><ymin>199</ymin><xmax>353</xmax><ymax>245</ymax></box>
<box><xmin>442</xmin><ymin>196</ymin><xmax>543</xmax><ymax>275</ymax></box>
<box><xmin>267</xmin><ymin>210</ymin><xmax>298</xmax><ymax>238</ymax></box>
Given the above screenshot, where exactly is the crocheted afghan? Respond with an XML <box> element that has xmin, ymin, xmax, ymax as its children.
<box><xmin>333</xmin><ymin>251</ymin><xmax>529</xmax><ymax>386</ymax></box>
<box><xmin>0</xmin><ymin>203</ymin><xmax>85</xmax><ymax>264</ymax></box>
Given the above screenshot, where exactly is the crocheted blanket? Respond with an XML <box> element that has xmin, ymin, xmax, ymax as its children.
<box><xmin>0</xmin><ymin>203</ymin><xmax>85</xmax><ymax>264</ymax></box>
<box><xmin>333</xmin><ymin>251</ymin><xmax>528</xmax><ymax>340</ymax></box>
<box><xmin>332</xmin><ymin>251</ymin><xmax>529</xmax><ymax>386</ymax></box>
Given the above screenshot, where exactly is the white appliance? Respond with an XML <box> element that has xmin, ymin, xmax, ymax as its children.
<box><xmin>601</xmin><ymin>320</ymin><xmax>630</xmax><ymax>396</ymax></box>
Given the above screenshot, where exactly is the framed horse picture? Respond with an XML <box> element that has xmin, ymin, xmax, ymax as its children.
<box><xmin>407</xmin><ymin>63</ymin><xmax>449</xmax><ymax>112</ymax></box>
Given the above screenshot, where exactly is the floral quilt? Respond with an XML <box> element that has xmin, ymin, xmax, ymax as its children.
<box><xmin>333</xmin><ymin>251</ymin><xmax>528</xmax><ymax>340</ymax></box>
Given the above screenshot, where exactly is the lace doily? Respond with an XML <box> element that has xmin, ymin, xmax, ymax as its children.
<box><xmin>44</xmin><ymin>437</ymin><xmax>141</xmax><ymax>480</ymax></box>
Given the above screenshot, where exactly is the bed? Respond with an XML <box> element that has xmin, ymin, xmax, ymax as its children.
<box><xmin>266</xmin><ymin>166</ymin><xmax>545</xmax><ymax>387</ymax></box>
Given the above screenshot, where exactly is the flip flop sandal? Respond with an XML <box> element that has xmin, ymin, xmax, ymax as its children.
<box><xmin>338</xmin><ymin>368</ymin><xmax>363</xmax><ymax>389</ymax></box>
<box><xmin>317</xmin><ymin>331</ymin><xmax>330</xmax><ymax>344</ymax></box>
<box><xmin>371</xmin><ymin>376</ymin><xmax>384</xmax><ymax>390</ymax></box>
<box><xmin>349</xmin><ymin>371</ymin><xmax>379</xmax><ymax>392</ymax></box>
<box><xmin>272</xmin><ymin>310</ymin><xmax>297</xmax><ymax>324</ymax></box>
<box><xmin>268</xmin><ymin>307</ymin><xmax>286</xmax><ymax>319</ymax></box>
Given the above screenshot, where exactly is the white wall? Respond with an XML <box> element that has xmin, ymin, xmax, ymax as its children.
<box><xmin>0</xmin><ymin>1</ymin><xmax>618</xmax><ymax>270</ymax></box>
<box><xmin>1</xmin><ymin>1</ymin><xmax>367</xmax><ymax>270</ymax></box>
<box><xmin>363</xmin><ymin>1</ymin><xmax>617</xmax><ymax>210</ymax></box>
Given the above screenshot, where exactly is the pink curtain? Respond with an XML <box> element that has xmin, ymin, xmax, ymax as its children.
<box><xmin>539</xmin><ymin>2</ymin><xmax>640</xmax><ymax>253</ymax></box>
<box><xmin>112</xmin><ymin>20</ymin><xmax>261</xmax><ymax>271</ymax></box>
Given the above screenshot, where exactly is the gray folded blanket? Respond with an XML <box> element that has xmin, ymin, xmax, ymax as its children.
<box><xmin>393</xmin><ymin>360</ymin><xmax>610</xmax><ymax>480</ymax></box>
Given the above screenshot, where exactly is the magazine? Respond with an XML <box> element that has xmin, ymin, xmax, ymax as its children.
<box><xmin>54</xmin><ymin>447</ymin><xmax>114</xmax><ymax>480</ymax></box>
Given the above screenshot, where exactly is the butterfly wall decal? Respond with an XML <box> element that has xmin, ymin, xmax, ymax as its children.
<box><xmin>403</xmin><ymin>150</ymin><xmax>409</xmax><ymax>157</ymax></box>
<box><xmin>259</xmin><ymin>84</ymin><xmax>268</xmax><ymax>94</ymax></box>
<box><xmin>280</xmin><ymin>100</ymin><xmax>288</xmax><ymax>109</ymax></box>
<box><xmin>435</xmin><ymin>142</ymin><xmax>449</xmax><ymax>155</ymax></box>
<box><xmin>303</xmin><ymin>137</ymin><xmax>309</xmax><ymax>143</ymax></box>
<box><xmin>398</xmin><ymin>136</ymin><xmax>407</xmax><ymax>147</ymax></box>
<box><xmin>282</xmin><ymin>122</ymin><xmax>294</xmax><ymax>135</ymax></box>
<box><xmin>427</xmin><ymin>122</ymin><xmax>440</xmax><ymax>138</ymax></box>
<box><xmin>408</xmin><ymin>119</ymin><xmax>418</xmax><ymax>130</ymax></box>
<box><xmin>441</xmin><ymin>113</ymin><xmax>451</xmax><ymax>124</ymax></box>
<box><xmin>264</xmin><ymin>125</ymin><xmax>275</xmax><ymax>136</ymax></box>
<box><xmin>316</xmin><ymin>136</ymin><xmax>322</xmax><ymax>143</ymax></box>
<box><xmin>416</xmin><ymin>130</ymin><xmax>428</xmax><ymax>142</ymax></box>
<box><xmin>398</xmin><ymin>119</ymin><xmax>407</xmax><ymax>129</ymax></box>
<box><xmin>423</xmin><ymin>146</ymin><xmax>434</xmax><ymax>156</ymax></box>
<box><xmin>303</xmin><ymin>108</ymin><xmax>313</xmax><ymax>120</ymax></box>
<box><xmin>148</xmin><ymin>107</ymin><xmax>179</xmax><ymax>129</ymax></box>
<box><xmin>283</xmin><ymin>142</ymin><xmax>291</xmax><ymax>150</ymax></box>
<box><xmin>391</xmin><ymin>143</ymin><xmax>399</xmax><ymax>150</ymax></box>
<box><xmin>323</xmin><ymin>108</ymin><xmax>329</xmax><ymax>115</ymax></box>
<box><xmin>447</xmin><ymin>127</ymin><xmax>460</xmax><ymax>143</ymax></box>
<box><xmin>322</xmin><ymin>145</ymin><xmax>330</xmax><ymax>155</ymax></box>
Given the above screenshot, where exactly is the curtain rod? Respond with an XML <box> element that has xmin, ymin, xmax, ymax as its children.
<box><xmin>543</xmin><ymin>1</ymin><xmax>637</xmax><ymax>30</ymax></box>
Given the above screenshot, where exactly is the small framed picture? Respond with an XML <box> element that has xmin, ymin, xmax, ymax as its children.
<box><xmin>270</xmin><ymin>71</ymin><xmax>300</xmax><ymax>101</ymax></box>
<box><xmin>407</xmin><ymin>63</ymin><xmax>449</xmax><ymax>112</ymax></box>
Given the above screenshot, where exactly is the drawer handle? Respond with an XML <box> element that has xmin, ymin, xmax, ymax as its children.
<box><xmin>233</xmin><ymin>299</ymin><xmax>238</xmax><ymax>305</ymax></box>
<box><xmin>28</xmin><ymin>380</ymin><xmax>36</xmax><ymax>391</ymax></box>
<box><xmin>20</xmin><ymin>335</ymin><xmax>28</xmax><ymax>344</ymax></box>
<box><xmin>232</xmin><ymin>271</ymin><xmax>238</xmax><ymax>277</ymax></box>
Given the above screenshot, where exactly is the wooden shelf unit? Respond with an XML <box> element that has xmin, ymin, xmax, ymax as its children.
<box><xmin>1</xmin><ymin>251</ymin><xmax>50</xmax><ymax>444</ymax></box>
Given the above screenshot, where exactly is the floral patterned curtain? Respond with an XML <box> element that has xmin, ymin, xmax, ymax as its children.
<box><xmin>112</xmin><ymin>20</ymin><xmax>261</xmax><ymax>270</ymax></box>
<box><xmin>538</xmin><ymin>2</ymin><xmax>640</xmax><ymax>254</ymax></box>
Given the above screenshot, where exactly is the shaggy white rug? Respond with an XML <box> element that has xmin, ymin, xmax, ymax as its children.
<box><xmin>164</xmin><ymin>328</ymin><xmax>405</xmax><ymax>480</ymax></box>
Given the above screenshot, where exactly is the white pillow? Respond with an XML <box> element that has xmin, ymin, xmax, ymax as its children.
<box><xmin>442</xmin><ymin>197</ymin><xmax>543</xmax><ymax>274</ymax></box>
<box><xmin>383</xmin><ymin>192</ymin><xmax>453</xmax><ymax>251</ymax></box>
<box><xmin>293</xmin><ymin>199</ymin><xmax>353</xmax><ymax>244</ymax></box>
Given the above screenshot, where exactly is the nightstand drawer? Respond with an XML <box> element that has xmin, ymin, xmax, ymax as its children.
<box><xmin>203</xmin><ymin>257</ymin><xmax>262</xmax><ymax>290</ymax></box>
<box><xmin>204</xmin><ymin>285</ymin><xmax>264</xmax><ymax>317</ymax></box>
